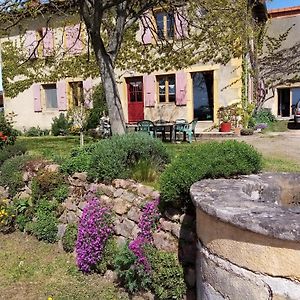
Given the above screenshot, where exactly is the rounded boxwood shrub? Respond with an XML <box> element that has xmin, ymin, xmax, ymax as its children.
<box><xmin>159</xmin><ymin>140</ymin><xmax>262</xmax><ymax>208</ymax></box>
<box><xmin>62</xmin><ymin>223</ymin><xmax>78</xmax><ymax>252</ymax></box>
<box><xmin>0</xmin><ymin>143</ymin><xmax>27</xmax><ymax>166</ymax></box>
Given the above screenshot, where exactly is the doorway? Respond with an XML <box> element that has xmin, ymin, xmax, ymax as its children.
<box><xmin>127</xmin><ymin>77</ymin><xmax>144</xmax><ymax>123</ymax></box>
<box><xmin>192</xmin><ymin>71</ymin><xmax>214</xmax><ymax>121</ymax></box>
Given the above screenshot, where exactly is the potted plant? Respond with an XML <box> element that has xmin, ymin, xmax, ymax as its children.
<box><xmin>217</xmin><ymin>106</ymin><xmax>234</xmax><ymax>132</ymax></box>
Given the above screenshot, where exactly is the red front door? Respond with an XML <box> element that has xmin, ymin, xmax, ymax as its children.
<box><xmin>127</xmin><ymin>77</ymin><xmax>144</xmax><ymax>123</ymax></box>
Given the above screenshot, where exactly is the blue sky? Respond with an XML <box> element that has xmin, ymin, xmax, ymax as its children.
<box><xmin>267</xmin><ymin>0</ymin><xmax>300</xmax><ymax>9</ymax></box>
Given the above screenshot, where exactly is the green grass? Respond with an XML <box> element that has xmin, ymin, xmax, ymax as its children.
<box><xmin>17</xmin><ymin>136</ymin><xmax>93</xmax><ymax>163</ymax></box>
<box><xmin>262</xmin><ymin>120</ymin><xmax>289</xmax><ymax>133</ymax></box>
<box><xmin>263</xmin><ymin>156</ymin><xmax>300</xmax><ymax>173</ymax></box>
<box><xmin>0</xmin><ymin>232</ymin><xmax>128</xmax><ymax>300</ymax></box>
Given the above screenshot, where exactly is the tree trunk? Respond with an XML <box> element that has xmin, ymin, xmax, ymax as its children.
<box><xmin>99</xmin><ymin>56</ymin><xmax>126</xmax><ymax>135</ymax></box>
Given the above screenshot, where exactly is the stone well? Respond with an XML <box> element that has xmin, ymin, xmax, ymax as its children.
<box><xmin>190</xmin><ymin>173</ymin><xmax>300</xmax><ymax>300</ymax></box>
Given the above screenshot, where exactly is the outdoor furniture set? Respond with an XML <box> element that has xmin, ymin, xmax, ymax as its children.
<box><xmin>134</xmin><ymin>119</ymin><xmax>197</xmax><ymax>143</ymax></box>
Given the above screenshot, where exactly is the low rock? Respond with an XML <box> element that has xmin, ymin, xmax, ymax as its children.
<box><xmin>115</xmin><ymin>236</ymin><xmax>127</xmax><ymax>246</ymax></box>
<box><xmin>16</xmin><ymin>190</ymin><xmax>31</xmax><ymax>200</ymax></box>
<box><xmin>159</xmin><ymin>218</ymin><xmax>173</xmax><ymax>232</ymax></box>
<box><xmin>114</xmin><ymin>188</ymin><xmax>125</xmax><ymax>198</ymax></box>
<box><xmin>78</xmin><ymin>201</ymin><xmax>87</xmax><ymax>211</ymax></box>
<box><xmin>153</xmin><ymin>231</ymin><xmax>178</xmax><ymax>252</ymax></box>
<box><xmin>113</xmin><ymin>179</ymin><xmax>132</xmax><ymax>189</ymax></box>
<box><xmin>97</xmin><ymin>183</ymin><xmax>115</xmax><ymax>197</ymax></box>
<box><xmin>57</xmin><ymin>224</ymin><xmax>67</xmax><ymax>239</ymax></box>
<box><xmin>72</xmin><ymin>172</ymin><xmax>88</xmax><ymax>182</ymax></box>
<box><xmin>136</xmin><ymin>185</ymin><xmax>154</xmax><ymax>197</ymax></box>
<box><xmin>59</xmin><ymin>211</ymin><xmax>68</xmax><ymax>224</ymax></box>
<box><xmin>122</xmin><ymin>191</ymin><xmax>136</xmax><ymax>203</ymax></box>
<box><xmin>114</xmin><ymin>218</ymin><xmax>136</xmax><ymax>238</ymax></box>
<box><xmin>104</xmin><ymin>270</ymin><xmax>118</xmax><ymax>283</ymax></box>
<box><xmin>0</xmin><ymin>186</ymin><xmax>8</xmax><ymax>198</ymax></box>
<box><xmin>66</xmin><ymin>211</ymin><xmax>78</xmax><ymax>224</ymax></box>
<box><xmin>171</xmin><ymin>223</ymin><xmax>181</xmax><ymax>238</ymax></box>
<box><xmin>64</xmin><ymin>198</ymin><xmax>77</xmax><ymax>211</ymax></box>
<box><xmin>113</xmin><ymin>198</ymin><xmax>132</xmax><ymax>215</ymax></box>
<box><xmin>127</xmin><ymin>206</ymin><xmax>141</xmax><ymax>222</ymax></box>
<box><xmin>45</xmin><ymin>164</ymin><xmax>60</xmax><ymax>173</ymax></box>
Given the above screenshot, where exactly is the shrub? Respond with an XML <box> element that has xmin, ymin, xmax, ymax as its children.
<box><xmin>159</xmin><ymin>140</ymin><xmax>262</xmax><ymax>208</ymax></box>
<box><xmin>0</xmin><ymin>143</ymin><xmax>27</xmax><ymax>166</ymax></box>
<box><xmin>62</xmin><ymin>133</ymin><xmax>170</xmax><ymax>182</ymax></box>
<box><xmin>253</xmin><ymin>108</ymin><xmax>276</xmax><ymax>125</ymax></box>
<box><xmin>0</xmin><ymin>112</ymin><xmax>17</xmax><ymax>149</ymax></box>
<box><xmin>88</xmin><ymin>133</ymin><xmax>170</xmax><ymax>182</ymax></box>
<box><xmin>0</xmin><ymin>199</ymin><xmax>15</xmax><ymax>234</ymax></box>
<box><xmin>145</xmin><ymin>246</ymin><xmax>186</xmax><ymax>300</ymax></box>
<box><xmin>76</xmin><ymin>197</ymin><xmax>114</xmax><ymax>273</ymax></box>
<box><xmin>114</xmin><ymin>242</ymin><xmax>151</xmax><ymax>293</ymax></box>
<box><xmin>27</xmin><ymin>199</ymin><xmax>58</xmax><ymax>243</ymax></box>
<box><xmin>60</xmin><ymin>143</ymin><xmax>97</xmax><ymax>174</ymax></box>
<box><xmin>13</xmin><ymin>197</ymin><xmax>33</xmax><ymax>232</ymax></box>
<box><xmin>51</xmin><ymin>113</ymin><xmax>71</xmax><ymax>136</ymax></box>
<box><xmin>95</xmin><ymin>237</ymin><xmax>118</xmax><ymax>274</ymax></box>
<box><xmin>62</xmin><ymin>223</ymin><xmax>78</xmax><ymax>253</ymax></box>
<box><xmin>241</xmin><ymin>128</ymin><xmax>254</xmax><ymax>135</ymax></box>
<box><xmin>86</xmin><ymin>83</ymin><xmax>108</xmax><ymax>130</ymax></box>
<box><xmin>0</xmin><ymin>155</ymin><xmax>33</xmax><ymax>197</ymax></box>
<box><xmin>31</xmin><ymin>170</ymin><xmax>68</xmax><ymax>202</ymax></box>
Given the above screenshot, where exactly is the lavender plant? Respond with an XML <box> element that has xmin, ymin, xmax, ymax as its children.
<box><xmin>76</xmin><ymin>197</ymin><xmax>114</xmax><ymax>273</ymax></box>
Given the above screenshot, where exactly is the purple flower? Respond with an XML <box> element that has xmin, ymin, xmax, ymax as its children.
<box><xmin>75</xmin><ymin>197</ymin><xmax>114</xmax><ymax>273</ymax></box>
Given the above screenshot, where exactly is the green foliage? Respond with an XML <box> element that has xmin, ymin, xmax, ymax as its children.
<box><xmin>254</xmin><ymin>108</ymin><xmax>276</xmax><ymax>125</ymax></box>
<box><xmin>130</xmin><ymin>159</ymin><xmax>159</xmax><ymax>184</ymax></box>
<box><xmin>62</xmin><ymin>224</ymin><xmax>78</xmax><ymax>253</ymax></box>
<box><xmin>86</xmin><ymin>83</ymin><xmax>108</xmax><ymax>129</ymax></box>
<box><xmin>160</xmin><ymin>140</ymin><xmax>262</xmax><ymax>208</ymax></box>
<box><xmin>0</xmin><ymin>112</ymin><xmax>17</xmax><ymax>148</ymax></box>
<box><xmin>88</xmin><ymin>133</ymin><xmax>170</xmax><ymax>182</ymax></box>
<box><xmin>114</xmin><ymin>242</ymin><xmax>150</xmax><ymax>293</ymax></box>
<box><xmin>145</xmin><ymin>246</ymin><xmax>186</xmax><ymax>300</ymax></box>
<box><xmin>96</xmin><ymin>237</ymin><xmax>118</xmax><ymax>274</ymax></box>
<box><xmin>51</xmin><ymin>113</ymin><xmax>71</xmax><ymax>136</ymax></box>
<box><xmin>31</xmin><ymin>170</ymin><xmax>68</xmax><ymax>202</ymax></box>
<box><xmin>27</xmin><ymin>199</ymin><xmax>58</xmax><ymax>243</ymax></box>
<box><xmin>0</xmin><ymin>155</ymin><xmax>33</xmax><ymax>197</ymax></box>
<box><xmin>60</xmin><ymin>143</ymin><xmax>97</xmax><ymax>174</ymax></box>
<box><xmin>24</xmin><ymin>126</ymin><xmax>49</xmax><ymax>137</ymax></box>
<box><xmin>0</xmin><ymin>143</ymin><xmax>27</xmax><ymax>166</ymax></box>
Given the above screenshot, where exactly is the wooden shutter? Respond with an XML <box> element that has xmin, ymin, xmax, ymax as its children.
<box><xmin>175</xmin><ymin>10</ymin><xmax>188</xmax><ymax>39</ymax></box>
<box><xmin>25</xmin><ymin>30</ymin><xmax>38</xmax><ymax>58</ymax></box>
<box><xmin>144</xmin><ymin>75</ymin><xmax>156</xmax><ymax>107</ymax></box>
<box><xmin>57</xmin><ymin>81</ymin><xmax>67</xmax><ymax>111</ymax></box>
<box><xmin>42</xmin><ymin>27</ymin><xmax>54</xmax><ymax>56</ymax></box>
<box><xmin>33</xmin><ymin>84</ymin><xmax>42</xmax><ymax>112</ymax></box>
<box><xmin>83</xmin><ymin>78</ymin><xmax>93</xmax><ymax>108</ymax></box>
<box><xmin>176</xmin><ymin>71</ymin><xmax>187</xmax><ymax>106</ymax></box>
<box><xmin>140</xmin><ymin>14</ymin><xmax>152</xmax><ymax>44</ymax></box>
<box><xmin>65</xmin><ymin>24</ymin><xmax>83</xmax><ymax>55</ymax></box>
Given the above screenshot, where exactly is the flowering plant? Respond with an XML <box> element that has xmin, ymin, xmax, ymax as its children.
<box><xmin>129</xmin><ymin>198</ymin><xmax>160</xmax><ymax>272</ymax></box>
<box><xmin>76</xmin><ymin>197</ymin><xmax>114</xmax><ymax>273</ymax></box>
<box><xmin>0</xmin><ymin>199</ymin><xmax>15</xmax><ymax>233</ymax></box>
<box><xmin>0</xmin><ymin>113</ymin><xmax>17</xmax><ymax>149</ymax></box>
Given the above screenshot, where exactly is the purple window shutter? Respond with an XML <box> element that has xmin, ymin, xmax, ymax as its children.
<box><xmin>42</xmin><ymin>27</ymin><xmax>54</xmax><ymax>56</ymax></box>
<box><xmin>25</xmin><ymin>30</ymin><xmax>38</xmax><ymax>58</ymax></box>
<box><xmin>140</xmin><ymin>14</ymin><xmax>152</xmax><ymax>44</ymax></box>
<box><xmin>83</xmin><ymin>78</ymin><xmax>93</xmax><ymax>108</ymax></box>
<box><xmin>144</xmin><ymin>75</ymin><xmax>156</xmax><ymax>107</ymax></box>
<box><xmin>57</xmin><ymin>81</ymin><xmax>67</xmax><ymax>111</ymax></box>
<box><xmin>175</xmin><ymin>10</ymin><xmax>188</xmax><ymax>39</ymax></box>
<box><xmin>66</xmin><ymin>24</ymin><xmax>83</xmax><ymax>55</ymax></box>
<box><xmin>176</xmin><ymin>71</ymin><xmax>187</xmax><ymax>106</ymax></box>
<box><xmin>33</xmin><ymin>84</ymin><xmax>42</xmax><ymax>112</ymax></box>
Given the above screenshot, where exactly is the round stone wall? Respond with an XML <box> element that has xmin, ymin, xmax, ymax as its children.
<box><xmin>190</xmin><ymin>173</ymin><xmax>300</xmax><ymax>300</ymax></box>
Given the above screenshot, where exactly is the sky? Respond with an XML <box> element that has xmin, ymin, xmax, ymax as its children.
<box><xmin>267</xmin><ymin>0</ymin><xmax>300</xmax><ymax>9</ymax></box>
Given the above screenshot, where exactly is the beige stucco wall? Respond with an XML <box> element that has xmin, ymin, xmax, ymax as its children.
<box><xmin>264</xmin><ymin>13</ymin><xmax>300</xmax><ymax>116</ymax></box>
<box><xmin>197</xmin><ymin>209</ymin><xmax>300</xmax><ymax>280</ymax></box>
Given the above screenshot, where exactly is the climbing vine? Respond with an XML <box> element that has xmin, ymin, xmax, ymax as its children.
<box><xmin>2</xmin><ymin>40</ymin><xmax>99</xmax><ymax>98</ymax></box>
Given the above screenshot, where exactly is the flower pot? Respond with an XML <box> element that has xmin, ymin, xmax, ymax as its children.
<box><xmin>234</xmin><ymin>127</ymin><xmax>241</xmax><ymax>136</ymax></box>
<box><xmin>220</xmin><ymin>122</ymin><xmax>232</xmax><ymax>132</ymax></box>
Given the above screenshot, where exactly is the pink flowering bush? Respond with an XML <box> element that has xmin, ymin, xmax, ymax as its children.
<box><xmin>76</xmin><ymin>197</ymin><xmax>114</xmax><ymax>273</ymax></box>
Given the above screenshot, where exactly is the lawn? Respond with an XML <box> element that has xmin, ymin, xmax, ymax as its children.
<box><xmin>17</xmin><ymin>135</ymin><xmax>300</xmax><ymax>173</ymax></box>
<box><xmin>0</xmin><ymin>232</ymin><xmax>128</xmax><ymax>300</ymax></box>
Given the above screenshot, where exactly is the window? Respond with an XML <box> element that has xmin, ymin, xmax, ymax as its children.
<box><xmin>69</xmin><ymin>81</ymin><xmax>84</xmax><ymax>107</ymax></box>
<box><xmin>158</xmin><ymin>75</ymin><xmax>175</xmax><ymax>103</ymax></box>
<box><xmin>155</xmin><ymin>11</ymin><xmax>175</xmax><ymax>39</ymax></box>
<box><xmin>127</xmin><ymin>78</ymin><xmax>143</xmax><ymax>102</ymax></box>
<box><xmin>43</xmin><ymin>84</ymin><xmax>58</xmax><ymax>109</ymax></box>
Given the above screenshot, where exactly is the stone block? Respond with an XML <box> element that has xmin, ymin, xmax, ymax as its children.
<box><xmin>114</xmin><ymin>188</ymin><xmax>125</xmax><ymax>198</ymax></box>
<box><xmin>127</xmin><ymin>206</ymin><xmax>141</xmax><ymax>223</ymax></box>
<box><xmin>113</xmin><ymin>198</ymin><xmax>132</xmax><ymax>215</ymax></box>
<box><xmin>114</xmin><ymin>218</ymin><xmax>136</xmax><ymax>238</ymax></box>
<box><xmin>159</xmin><ymin>218</ymin><xmax>173</xmax><ymax>232</ymax></box>
<box><xmin>122</xmin><ymin>191</ymin><xmax>136</xmax><ymax>203</ymax></box>
<box><xmin>57</xmin><ymin>224</ymin><xmax>67</xmax><ymax>239</ymax></box>
<box><xmin>66</xmin><ymin>211</ymin><xmax>78</xmax><ymax>224</ymax></box>
<box><xmin>200</xmin><ymin>254</ymin><xmax>270</xmax><ymax>300</ymax></box>
<box><xmin>153</xmin><ymin>231</ymin><xmax>178</xmax><ymax>252</ymax></box>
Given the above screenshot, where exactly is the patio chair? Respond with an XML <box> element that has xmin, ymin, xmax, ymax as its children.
<box><xmin>137</xmin><ymin>120</ymin><xmax>156</xmax><ymax>137</ymax></box>
<box><xmin>175</xmin><ymin>119</ymin><xmax>197</xmax><ymax>143</ymax></box>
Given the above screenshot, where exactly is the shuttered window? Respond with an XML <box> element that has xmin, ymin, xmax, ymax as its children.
<box><xmin>43</xmin><ymin>84</ymin><xmax>58</xmax><ymax>109</ymax></box>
